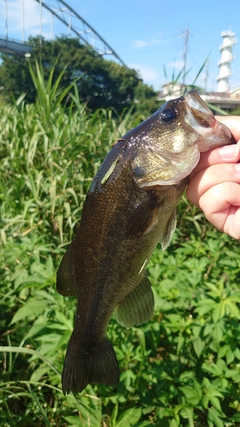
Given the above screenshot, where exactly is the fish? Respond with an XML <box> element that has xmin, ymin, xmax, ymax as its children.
<box><xmin>56</xmin><ymin>90</ymin><xmax>235</xmax><ymax>394</ymax></box>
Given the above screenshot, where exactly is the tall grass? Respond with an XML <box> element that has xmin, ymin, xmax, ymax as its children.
<box><xmin>0</xmin><ymin>64</ymin><xmax>135</xmax><ymax>246</ymax></box>
<box><xmin>1</xmin><ymin>65</ymin><xmax>240</xmax><ymax>427</ymax></box>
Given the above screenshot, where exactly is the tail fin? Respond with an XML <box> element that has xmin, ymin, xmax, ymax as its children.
<box><xmin>62</xmin><ymin>336</ymin><xmax>120</xmax><ymax>394</ymax></box>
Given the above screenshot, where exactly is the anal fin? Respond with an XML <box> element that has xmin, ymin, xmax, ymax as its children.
<box><xmin>115</xmin><ymin>276</ymin><xmax>154</xmax><ymax>327</ymax></box>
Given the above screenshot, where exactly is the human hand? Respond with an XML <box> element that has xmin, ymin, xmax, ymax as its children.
<box><xmin>186</xmin><ymin>116</ymin><xmax>240</xmax><ymax>239</ymax></box>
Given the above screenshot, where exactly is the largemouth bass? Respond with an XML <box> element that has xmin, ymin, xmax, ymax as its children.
<box><xmin>57</xmin><ymin>90</ymin><xmax>235</xmax><ymax>394</ymax></box>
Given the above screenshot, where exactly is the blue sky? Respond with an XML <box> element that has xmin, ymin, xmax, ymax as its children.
<box><xmin>0</xmin><ymin>0</ymin><xmax>240</xmax><ymax>92</ymax></box>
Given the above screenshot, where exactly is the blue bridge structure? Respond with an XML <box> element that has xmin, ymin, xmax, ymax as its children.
<box><xmin>0</xmin><ymin>37</ymin><xmax>33</xmax><ymax>57</ymax></box>
<box><xmin>0</xmin><ymin>0</ymin><xmax>126</xmax><ymax>66</ymax></box>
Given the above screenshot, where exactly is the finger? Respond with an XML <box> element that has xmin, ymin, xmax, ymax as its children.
<box><xmin>198</xmin><ymin>181</ymin><xmax>240</xmax><ymax>237</ymax></box>
<box><xmin>216</xmin><ymin>116</ymin><xmax>240</xmax><ymax>142</ymax></box>
<box><xmin>186</xmin><ymin>163</ymin><xmax>240</xmax><ymax>207</ymax></box>
<box><xmin>190</xmin><ymin>116</ymin><xmax>240</xmax><ymax>179</ymax></box>
<box><xmin>190</xmin><ymin>143</ymin><xmax>240</xmax><ymax>179</ymax></box>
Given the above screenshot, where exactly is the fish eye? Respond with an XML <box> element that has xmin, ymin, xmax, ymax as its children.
<box><xmin>161</xmin><ymin>108</ymin><xmax>177</xmax><ymax>123</ymax></box>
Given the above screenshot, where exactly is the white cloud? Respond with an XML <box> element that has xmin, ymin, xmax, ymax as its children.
<box><xmin>132</xmin><ymin>35</ymin><xmax>164</xmax><ymax>49</ymax></box>
<box><xmin>132</xmin><ymin>40</ymin><xmax>149</xmax><ymax>48</ymax></box>
<box><xmin>129</xmin><ymin>63</ymin><xmax>159</xmax><ymax>82</ymax></box>
<box><xmin>167</xmin><ymin>60</ymin><xmax>184</xmax><ymax>70</ymax></box>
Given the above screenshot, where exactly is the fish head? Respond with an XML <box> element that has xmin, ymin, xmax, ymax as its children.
<box><xmin>127</xmin><ymin>89</ymin><xmax>235</xmax><ymax>187</ymax></box>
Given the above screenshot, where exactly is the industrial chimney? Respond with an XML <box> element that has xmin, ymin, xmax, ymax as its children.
<box><xmin>217</xmin><ymin>30</ymin><xmax>237</xmax><ymax>93</ymax></box>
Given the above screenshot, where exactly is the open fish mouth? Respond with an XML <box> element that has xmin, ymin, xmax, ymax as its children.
<box><xmin>184</xmin><ymin>90</ymin><xmax>234</xmax><ymax>152</ymax></box>
<box><xmin>184</xmin><ymin>89</ymin><xmax>216</xmax><ymax>129</ymax></box>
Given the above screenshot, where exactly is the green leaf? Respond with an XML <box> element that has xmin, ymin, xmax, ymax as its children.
<box><xmin>30</xmin><ymin>363</ymin><xmax>51</xmax><ymax>382</ymax></box>
<box><xmin>207</xmin><ymin>407</ymin><xmax>224</xmax><ymax>427</ymax></box>
<box><xmin>115</xmin><ymin>407</ymin><xmax>142</xmax><ymax>427</ymax></box>
<box><xmin>169</xmin><ymin>420</ymin><xmax>179</xmax><ymax>427</ymax></box>
<box><xmin>10</xmin><ymin>298</ymin><xmax>48</xmax><ymax>324</ymax></box>
<box><xmin>193</xmin><ymin>337</ymin><xmax>205</xmax><ymax>357</ymax></box>
<box><xmin>209</xmin><ymin>396</ymin><xmax>222</xmax><ymax>413</ymax></box>
<box><xmin>180</xmin><ymin>383</ymin><xmax>202</xmax><ymax>405</ymax></box>
<box><xmin>64</xmin><ymin>416</ymin><xmax>83</xmax><ymax>426</ymax></box>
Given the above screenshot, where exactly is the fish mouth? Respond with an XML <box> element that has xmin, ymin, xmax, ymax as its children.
<box><xmin>184</xmin><ymin>89</ymin><xmax>234</xmax><ymax>152</ymax></box>
<box><xmin>184</xmin><ymin>89</ymin><xmax>216</xmax><ymax>129</ymax></box>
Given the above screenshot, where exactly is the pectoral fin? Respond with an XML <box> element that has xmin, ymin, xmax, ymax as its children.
<box><xmin>56</xmin><ymin>242</ymin><xmax>78</xmax><ymax>296</ymax></box>
<box><xmin>126</xmin><ymin>191</ymin><xmax>161</xmax><ymax>238</ymax></box>
<box><xmin>115</xmin><ymin>276</ymin><xmax>154</xmax><ymax>327</ymax></box>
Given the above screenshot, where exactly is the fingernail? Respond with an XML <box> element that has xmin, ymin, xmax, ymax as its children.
<box><xmin>218</xmin><ymin>145</ymin><xmax>239</xmax><ymax>160</ymax></box>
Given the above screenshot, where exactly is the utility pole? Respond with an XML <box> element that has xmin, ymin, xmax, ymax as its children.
<box><xmin>181</xmin><ymin>28</ymin><xmax>189</xmax><ymax>88</ymax></box>
<box><xmin>204</xmin><ymin>59</ymin><xmax>209</xmax><ymax>93</ymax></box>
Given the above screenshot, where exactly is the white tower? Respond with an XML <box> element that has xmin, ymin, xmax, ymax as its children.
<box><xmin>217</xmin><ymin>30</ymin><xmax>237</xmax><ymax>93</ymax></box>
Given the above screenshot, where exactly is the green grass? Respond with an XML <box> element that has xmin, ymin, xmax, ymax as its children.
<box><xmin>1</xmin><ymin>65</ymin><xmax>240</xmax><ymax>427</ymax></box>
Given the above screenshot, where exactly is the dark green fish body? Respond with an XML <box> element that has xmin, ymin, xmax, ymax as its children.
<box><xmin>57</xmin><ymin>90</ymin><xmax>235</xmax><ymax>394</ymax></box>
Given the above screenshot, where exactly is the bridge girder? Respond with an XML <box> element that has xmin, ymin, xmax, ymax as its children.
<box><xmin>0</xmin><ymin>0</ymin><xmax>127</xmax><ymax>67</ymax></box>
<box><xmin>35</xmin><ymin>0</ymin><xmax>127</xmax><ymax>67</ymax></box>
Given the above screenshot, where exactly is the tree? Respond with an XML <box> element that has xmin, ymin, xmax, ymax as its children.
<box><xmin>0</xmin><ymin>36</ymin><xmax>160</xmax><ymax>115</ymax></box>
<box><xmin>0</xmin><ymin>36</ymin><xmax>140</xmax><ymax>113</ymax></box>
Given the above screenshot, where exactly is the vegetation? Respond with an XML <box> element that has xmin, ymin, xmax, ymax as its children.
<box><xmin>0</xmin><ymin>36</ymin><xmax>161</xmax><ymax>116</ymax></box>
<box><xmin>1</xmin><ymin>65</ymin><xmax>240</xmax><ymax>427</ymax></box>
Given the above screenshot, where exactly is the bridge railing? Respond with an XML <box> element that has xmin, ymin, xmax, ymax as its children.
<box><xmin>0</xmin><ymin>36</ymin><xmax>33</xmax><ymax>56</ymax></box>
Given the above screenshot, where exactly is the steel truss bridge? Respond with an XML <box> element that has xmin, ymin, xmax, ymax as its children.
<box><xmin>0</xmin><ymin>0</ymin><xmax>126</xmax><ymax>66</ymax></box>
